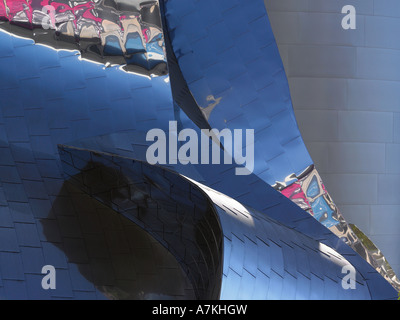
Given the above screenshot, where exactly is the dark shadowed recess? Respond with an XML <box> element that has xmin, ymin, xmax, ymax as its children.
<box><xmin>41</xmin><ymin>181</ymin><xmax>196</xmax><ymax>299</ymax></box>
<box><xmin>53</xmin><ymin>145</ymin><xmax>224</xmax><ymax>299</ymax></box>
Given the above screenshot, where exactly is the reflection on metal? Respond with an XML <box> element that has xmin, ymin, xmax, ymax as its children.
<box><xmin>276</xmin><ymin>166</ymin><xmax>400</xmax><ymax>292</ymax></box>
<box><xmin>0</xmin><ymin>0</ymin><xmax>398</xmax><ymax>300</ymax></box>
<box><xmin>349</xmin><ymin>224</ymin><xmax>400</xmax><ymax>292</ymax></box>
<box><xmin>200</xmin><ymin>95</ymin><xmax>222</xmax><ymax>121</ymax></box>
<box><xmin>59</xmin><ymin>146</ymin><xmax>390</xmax><ymax>300</ymax></box>
<box><xmin>0</xmin><ymin>0</ymin><xmax>167</xmax><ymax>75</ymax></box>
<box><xmin>41</xmin><ymin>181</ymin><xmax>196</xmax><ymax>300</ymax></box>
<box><xmin>59</xmin><ymin>145</ymin><xmax>223</xmax><ymax>300</ymax></box>
<box><xmin>274</xmin><ymin>166</ymin><xmax>341</xmax><ymax>228</ymax></box>
<box><xmin>161</xmin><ymin>0</ymin><xmax>314</xmax><ymax>186</ymax></box>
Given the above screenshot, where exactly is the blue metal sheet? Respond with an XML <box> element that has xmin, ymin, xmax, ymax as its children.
<box><xmin>57</xmin><ymin>146</ymin><xmax>397</xmax><ymax>299</ymax></box>
<box><xmin>2</xmin><ymin>280</ymin><xmax>28</xmax><ymax>300</ymax></box>
<box><xmin>0</xmin><ymin>227</ymin><xmax>19</xmax><ymax>252</ymax></box>
<box><xmin>162</xmin><ymin>0</ymin><xmax>313</xmax><ymax>185</ymax></box>
<box><xmin>14</xmin><ymin>222</ymin><xmax>41</xmax><ymax>248</ymax></box>
<box><xmin>25</xmin><ymin>274</ymin><xmax>52</xmax><ymax>300</ymax></box>
<box><xmin>0</xmin><ymin>0</ymin><xmax>397</xmax><ymax>300</ymax></box>
<box><xmin>0</xmin><ymin>252</ymin><xmax>25</xmax><ymax>281</ymax></box>
<box><xmin>0</xmin><ymin>205</ymin><xmax>13</xmax><ymax>227</ymax></box>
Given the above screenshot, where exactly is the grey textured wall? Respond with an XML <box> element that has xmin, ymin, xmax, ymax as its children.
<box><xmin>265</xmin><ymin>0</ymin><xmax>400</xmax><ymax>276</ymax></box>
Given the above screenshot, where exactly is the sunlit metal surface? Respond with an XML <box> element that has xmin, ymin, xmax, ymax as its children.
<box><xmin>161</xmin><ymin>0</ymin><xmax>400</xmax><ymax>292</ymax></box>
<box><xmin>58</xmin><ymin>145</ymin><xmax>223</xmax><ymax>300</ymax></box>
<box><xmin>275</xmin><ymin>166</ymin><xmax>400</xmax><ymax>291</ymax></box>
<box><xmin>0</xmin><ymin>0</ymin><xmax>178</xmax><ymax>299</ymax></box>
<box><xmin>59</xmin><ymin>146</ymin><xmax>389</xmax><ymax>300</ymax></box>
<box><xmin>0</xmin><ymin>0</ymin><xmax>398</xmax><ymax>299</ymax></box>
<box><xmin>162</xmin><ymin>0</ymin><xmax>313</xmax><ymax>185</ymax></box>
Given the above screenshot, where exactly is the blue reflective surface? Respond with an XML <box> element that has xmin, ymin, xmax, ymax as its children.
<box><xmin>0</xmin><ymin>0</ymin><xmax>398</xmax><ymax>300</ymax></box>
<box><xmin>57</xmin><ymin>146</ymin><xmax>379</xmax><ymax>300</ymax></box>
<box><xmin>162</xmin><ymin>0</ymin><xmax>313</xmax><ymax>185</ymax></box>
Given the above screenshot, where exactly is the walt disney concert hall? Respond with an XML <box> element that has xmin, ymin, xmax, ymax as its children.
<box><xmin>0</xmin><ymin>0</ymin><xmax>399</xmax><ymax>300</ymax></box>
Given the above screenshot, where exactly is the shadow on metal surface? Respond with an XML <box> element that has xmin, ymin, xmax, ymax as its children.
<box><xmin>41</xmin><ymin>180</ymin><xmax>197</xmax><ymax>300</ymax></box>
<box><xmin>57</xmin><ymin>146</ymin><xmax>224</xmax><ymax>299</ymax></box>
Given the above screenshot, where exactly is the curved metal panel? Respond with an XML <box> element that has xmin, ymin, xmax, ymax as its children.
<box><xmin>161</xmin><ymin>0</ymin><xmax>399</xmax><ymax>291</ymax></box>
<box><xmin>0</xmin><ymin>1</ymin><xmax>184</xmax><ymax>299</ymax></box>
<box><xmin>58</xmin><ymin>145</ymin><xmax>224</xmax><ymax>300</ymax></box>
<box><xmin>58</xmin><ymin>146</ymin><xmax>393</xmax><ymax>300</ymax></box>
<box><xmin>0</xmin><ymin>0</ymin><xmax>398</xmax><ymax>299</ymax></box>
<box><xmin>161</xmin><ymin>0</ymin><xmax>313</xmax><ymax>185</ymax></box>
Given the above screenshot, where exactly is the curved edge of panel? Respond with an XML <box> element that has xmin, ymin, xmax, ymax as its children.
<box><xmin>58</xmin><ymin>144</ymin><xmax>224</xmax><ymax>300</ymax></box>
<box><xmin>58</xmin><ymin>144</ymin><xmax>398</xmax><ymax>300</ymax></box>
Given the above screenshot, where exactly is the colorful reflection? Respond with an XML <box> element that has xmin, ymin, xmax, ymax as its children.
<box><xmin>0</xmin><ymin>0</ymin><xmax>166</xmax><ymax>72</ymax></box>
<box><xmin>278</xmin><ymin>167</ymin><xmax>340</xmax><ymax>228</ymax></box>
